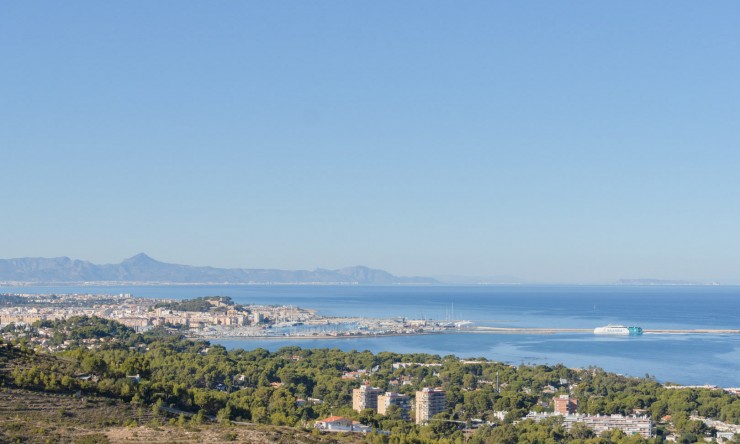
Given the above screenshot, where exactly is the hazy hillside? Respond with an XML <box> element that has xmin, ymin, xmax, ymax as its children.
<box><xmin>0</xmin><ymin>253</ymin><xmax>438</xmax><ymax>285</ymax></box>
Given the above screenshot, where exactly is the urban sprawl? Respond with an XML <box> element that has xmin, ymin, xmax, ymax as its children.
<box><xmin>0</xmin><ymin>292</ymin><xmax>466</xmax><ymax>342</ymax></box>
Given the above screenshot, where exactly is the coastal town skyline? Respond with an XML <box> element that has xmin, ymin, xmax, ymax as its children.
<box><xmin>3</xmin><ymin>2</ymin><xmax>739</xmax><ymax>284</ymax></box>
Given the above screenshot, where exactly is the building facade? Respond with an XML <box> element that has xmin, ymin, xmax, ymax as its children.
<box><xmin>527</xmin><ymin>412</ymin><xmax>653</xmax><ymax>438</ymax></box>
<box><xmin>554</xmin><ymin>395</ymin><xmax>578</xmax><ymax>414</ymax></box>
<box><xmin>377</xmin><ymin>392</ymin><xmax>411</xmax><ymax>420</ymax></box>
<box><xmin>415</xmin><ymin>388</ymin><xmax>446</xmax><ymax>424</ymax></box>
<box><xmin>314</xmin><ymin>416</ymin><xmax>372</xmax><ymax>433</ymax></box>
<box><xmin>353</xmin><ymin>384</ymin><xmax>384</xmax><ymax>412</ymax></box>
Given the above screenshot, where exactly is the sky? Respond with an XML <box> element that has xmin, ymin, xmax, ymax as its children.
<box><xmin>2</xmin><ymin>2</ymin><xmax>739</xmax><ymax>284</ymax></box>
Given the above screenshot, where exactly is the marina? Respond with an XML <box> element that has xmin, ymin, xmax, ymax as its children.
<box><xmin>2</xmin><ymin>284</ymin><xmax>740</xmax><ymax>386</ymax></box>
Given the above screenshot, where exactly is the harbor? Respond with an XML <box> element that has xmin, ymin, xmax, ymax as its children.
<box><xmin>4</xmin><ymin>292</ymin><xmax>740</xmax><ymax>341</ymax></box>
<box><xmin>199</xmin><ymin>319</ymin><xmax>740</xmax><ymax>340</ymax></box>
<box><xmin>3</xmin><ymin>285</ymin><xmax>740</xmax><ymax>386</ymax></box>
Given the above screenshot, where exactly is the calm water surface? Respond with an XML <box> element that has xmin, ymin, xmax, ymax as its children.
<box><xmin>3</xmin><ymin>284</ymin><xmax>738</xmax><ymax>387</ymax></box>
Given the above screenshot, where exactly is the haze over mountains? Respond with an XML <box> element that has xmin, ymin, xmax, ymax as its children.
<box><xmin>1</xmin><ymin>255</ymin><xmax>724</xmax><ymax>286</ymax></box>
<box><xmin>0</xmin><ymin>253</ymin><xmax>438</xmax><ymax>285</ymax></box>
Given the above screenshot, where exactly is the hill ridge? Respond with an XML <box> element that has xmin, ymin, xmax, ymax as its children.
<box><xmin>0</xmin><ymin>254</ymin><xmax>437</xmax><ymax>285</ymax></box>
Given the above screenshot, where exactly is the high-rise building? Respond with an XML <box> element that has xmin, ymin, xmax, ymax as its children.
<box><xmin>554</xmin><ymin>395</ymin><xmax>578</xmax><ymax>415</ymax></box>
<box><xmin>415</xmin><ymin>387</ymin><xmax>446</xmax><ymax>424</ymax></box>
<box><xmin>353</xmin><ymin>384</ymin><xmax>384</xmax><ymax>412</ymax></box>
<box><xmin>377</xmin><ymin>392</ymin><xmax>411</xmax><ymax>420</ymax></box>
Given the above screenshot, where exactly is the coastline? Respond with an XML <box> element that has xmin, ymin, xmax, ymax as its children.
<box><xmin>197</xmin><ymin>327</ymin><xmax>740</xmax><ymax>341</ymax></box>
<box><xmin>210</xmin><ymin>331</ymin><xmax>440</xmax><ymax>341</ymax></box>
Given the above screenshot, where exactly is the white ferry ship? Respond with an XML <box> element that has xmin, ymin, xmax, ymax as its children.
<box><xmin>593</xmin><ymin>325</ymin><xmax>643</xmax><ymax>335</ymax></box>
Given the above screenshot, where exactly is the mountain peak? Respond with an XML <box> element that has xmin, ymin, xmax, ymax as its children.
<box><xmin>122</xmin><ymin>253</ymin><xmax>158</xmax><ymax>264</ymax></box>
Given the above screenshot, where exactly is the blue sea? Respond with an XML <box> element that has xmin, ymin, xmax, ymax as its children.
<box><xmin>3</xmin><ymin>284</ymin><xmax>739</xmax><ymax>387</ymax></box>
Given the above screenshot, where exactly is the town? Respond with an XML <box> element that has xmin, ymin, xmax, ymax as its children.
<box><xmin>0</xmin><ymin>292</ymin><xmax>469</xmax><ymax>343</ymax></box>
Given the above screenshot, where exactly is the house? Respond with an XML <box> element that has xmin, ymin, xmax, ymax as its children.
<box><xmin>717</xmin><ymin>432</ymin><xmax>736</xmax><ymax>443</ymax></box>
<box><xmin>342</xmin><ymin>370</ymin><xmax>367</xmax><ymax>380</ymax></box>
<box><xmin>314</xmin><ymin>416</ymin><xmax>372</xmax><ymax>433</ymax></box>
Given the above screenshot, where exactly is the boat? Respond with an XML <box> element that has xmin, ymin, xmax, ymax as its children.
<box><xmin>593</xmin><ymin>325</ymin><xmax>643</xmax><ymax>335</ymax></box>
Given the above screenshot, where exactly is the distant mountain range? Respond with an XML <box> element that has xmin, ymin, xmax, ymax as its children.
<box><xmin>0</xmin><ymin>253</ymin><xmax>438</xmax><ymax>285</ymax></box>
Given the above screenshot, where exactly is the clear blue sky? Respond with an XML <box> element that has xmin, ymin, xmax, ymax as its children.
<box><xmin>2</xmin><ymin>2</ymin><xmax>739</xmax><ymax>283</ymax></box>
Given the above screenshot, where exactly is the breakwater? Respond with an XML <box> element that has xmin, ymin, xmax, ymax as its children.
<box><xmin>467</xmin><ymin>327</ymin><xmax>740</xmax><ymax>335</ymax></box>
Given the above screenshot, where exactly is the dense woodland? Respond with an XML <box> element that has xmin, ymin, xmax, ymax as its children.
<box><xmin>1</xmin><ymin>316</ymin><xmax>739</xmax><ymax>444</ymax></box>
